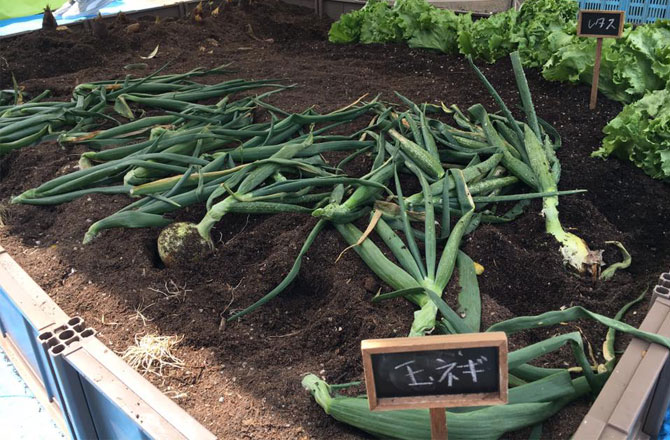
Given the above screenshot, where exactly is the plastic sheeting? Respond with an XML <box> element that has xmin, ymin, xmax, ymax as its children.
<box><xmin>55</xmin><ymin>0</ymin><xmax>117</xmax><ymax>18</ymax></box>
<box><xmin>0</xmin><ymin>0</ymin><xmax>186</xmax><ymax>36</ymax></box>
<box><xmin>0</xmin><ymin>1</ymin><xmax>67</xmax><ymax>20</ymax></box>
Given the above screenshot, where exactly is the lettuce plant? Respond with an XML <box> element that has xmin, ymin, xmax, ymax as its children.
<box><xmin>594</xmin><ymin>87</ymin><xmax>670</xmax><ymax>180</ymax></box>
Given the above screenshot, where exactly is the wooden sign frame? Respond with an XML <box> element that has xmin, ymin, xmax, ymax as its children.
<box><xmin>361</xmin><ymin>332</ymin><xmax>508</xmax><ymax>411</ymax></box>
<box><xmin>577</xmin><ymin>10</ymin><xmax>625</xmax><ymax>109</ymax></box>
<box><xmin>577</xmin><ymin>10</ymin><xmax>625</xmax><ymax>39</ymax></box>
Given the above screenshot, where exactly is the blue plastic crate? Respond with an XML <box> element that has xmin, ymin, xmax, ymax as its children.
<box><xmin>578</xmin><ymin>0</ymin><xmax>670</xmax><ymax>23</ymax></box>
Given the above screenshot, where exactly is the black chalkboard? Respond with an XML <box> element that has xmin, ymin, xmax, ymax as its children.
<box><xmin>371</xmin><ymin>346</ymin><xmax>500</xmax><ymax>399</ymax></box>
<box><xmin>577</xmin><ymin>10</ymin><xmax>625</xmax><ymax>38</ymax></box>
<box><xmin>361</xmin><ymin>333</ymin><xmax>508</xmax><ymax>410</ymax></box>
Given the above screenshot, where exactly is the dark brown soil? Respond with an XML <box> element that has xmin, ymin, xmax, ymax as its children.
<box><xmin>1</xmin><ymin>2</ymin><xmax>669</xmax><ymax>439</ymax></box>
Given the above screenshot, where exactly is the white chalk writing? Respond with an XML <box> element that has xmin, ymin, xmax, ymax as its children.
<box><xmin>392</xmin><ymin>353</ymin><xmax>491</xmax><ymax>387</ymax></box>
<box><xmin>587</xmin><ymin>17</ymin><xmax>617</xmax><ymax>31</ymax></box>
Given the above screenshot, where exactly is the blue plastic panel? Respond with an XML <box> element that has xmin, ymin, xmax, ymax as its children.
<box><xmin>0</xmin><ymin>244</ymin><xmax>214</xmax><ymax>440</ymax></box>
<box><xmin>1</xmin><ymin>282</ymin><xmax>155</xmax><ymax>440</ymax></box>
<box><xmin>577</xmin><ymin>0</ymin><xmax>670</xmax><ymax>23</ymax></box>
<box><xmin>0</xmin><ymin>285</ymin><xmax>61</xmax><ymax>403</ymax></box>
<box><xmin>80</xmin><ymin>374</ymin><xmax>152</xmax><ymax>440</ymax></box>
<box><xmin>49</xmin><ymin>352</ymin><xmax>97</xmax><ymax>440</ymax></box>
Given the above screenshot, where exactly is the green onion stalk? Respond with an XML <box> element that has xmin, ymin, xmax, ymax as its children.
<box><xmin>195</xmin><ymin>134</ymin><xmax>317</xmax><ymax>244</ymax></box>
<box><xmin>509</xmin><ymin>53</ymin><xmax>603</xmax><ymax>275</ymax></box>
<box><xmin>327</xmin><ymin>151</ymin><xmax>477</xmax><ymax>336</ymax></box>
<box><xmin>465</xmin><ymin>53</ymin><xmax>613</xmax><ymax>276</ymax></box>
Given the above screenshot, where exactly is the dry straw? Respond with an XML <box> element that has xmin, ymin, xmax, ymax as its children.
<box><xmin>122</xmin><ymin>334</ymin><xmax>185</xmax><ymax>377</ymax></box>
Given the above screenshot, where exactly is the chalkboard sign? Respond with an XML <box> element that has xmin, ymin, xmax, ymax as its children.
<box><xmin>361</xmin><ymin>333</ymin><xmax>508</xmax><ymax>411</ymax></box>
<box><xmin>577</xmin><ymin>10</ymin><xmax>625</xmax><ymax>38</ymax></box>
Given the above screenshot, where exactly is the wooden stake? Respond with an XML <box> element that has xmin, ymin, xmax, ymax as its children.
<box><xmin>429</xmin><ymin>408</ymin><xmax>447</xmax><ymax>440</ymax></box>
<box><xmin>590</xmin><ymin>37</ymin><xmax>603</xmax><ymax>110</ymax></box>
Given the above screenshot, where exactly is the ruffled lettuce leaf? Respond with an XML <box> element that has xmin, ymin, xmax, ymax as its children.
<box><xmin>328</xmin><ymin>0</ymin><xmax>402</xmax><ymax>44</ymax></box>
<box><xmin>625</xmin><ymin>19</ymin><xmax>670</xmax><ymax>82</ymax></box>
<box><xmin>543</xmin><ymin>21</ymin><xmax>670</xmax><ymax>104</ymax></box>
<box><xmin>359</xmin><ymin>0</ymin><xmax>403</xmax><ymax>44</ymax></box>
<box><xmin>516</xmin><ymin>0</ymin><xmax>578</xmax><ymax>23</ymax></box>
<box><xmin>542</xmin><ymin>37</ymin><xmax>602</xmax><ymax>84</ymax></box>
<box><xmin>393</xmin><ymin>0</ymin><xmax>435</xmax><ymax>39</ymax></box>
<box><xmin>594</xmin><ymin>87</ymin><xmax>670</xmax><ymax>180</ymax></box>
<box><xmin>512</xmin><ymin>0</ymin><xmax>579</xmax><ymax>67</ymax></box>
<box><xmin>407</xmin><ymin>9</ymin><xmax>471</xmax><ymax>53</ymax></box>
<box><xmin>458</xmin><ymin>8</ymin><xmax>518</xmax><ymax>63</ymax></box>
<box><xmin>329</xmin><ymin>9</ymin><xmax>364</xmax><ymax>43</ymax></box>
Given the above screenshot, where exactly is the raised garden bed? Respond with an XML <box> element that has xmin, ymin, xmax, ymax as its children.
<box><xmin>1</xmin><ymin>1</ymin><xmax>669</xmax><ymax>438</ymax></box>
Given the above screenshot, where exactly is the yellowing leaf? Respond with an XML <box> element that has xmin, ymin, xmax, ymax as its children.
<box><xmin>140</xmin><ymin>45</ymin><xmax>160</xmax><ymax>60</ymax></box>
